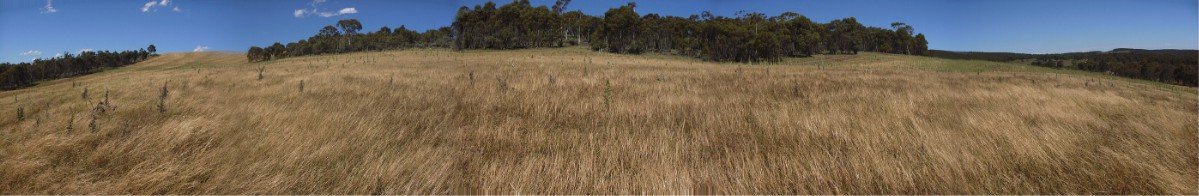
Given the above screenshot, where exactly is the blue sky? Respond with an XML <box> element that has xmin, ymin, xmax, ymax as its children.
<box><xmin>1</xmin><ymin>0</ymin><xmax>1196</xmax><ymax>63</ymax></box>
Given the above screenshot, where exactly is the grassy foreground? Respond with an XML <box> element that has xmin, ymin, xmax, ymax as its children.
<box><xmin>1</xmin><ymin>47</ymin><xmax>1195</xmax><ymax>194</ymax></box>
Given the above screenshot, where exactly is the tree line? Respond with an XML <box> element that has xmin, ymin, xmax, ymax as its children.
<box><xmin>932</xmin><ymin>48</ymin><xmax>1198</xmax><ymax>86</ymax></box>
<box><xmin>453</xmin><ymin>1</ymin><xmax>929</xmax><ymax>63</ymax></box>
<box><xmin>451</xmin><ymin>0</ymin><xmax>577</xmax><ymax>50</ymax></box>
<box><xmin>0</xmin><ymin>46</ymin><xmax>155</xmax><ymax>90</ymax></box>
<box><xmin>252</xmin><ymin>0</ymin><xmax>929</xmax><ymax>63</ymax></box>
<box><xmin>927</xmin><ymin>50</ymin><xmax>1038</xmax><ymax>62</ymax></box>
<box><xmin>1029</xmin><ymin>58</ymin><xmax>1066</xmax><ymax>69</ymax></box>
<box><xmin>1073</xmin><ymin>49</ymin><xmax>1197</xmax><ymax>86</ymax></box>
<box><xmin>247</xmin><ymin>19</ymin><xmax>453</xmax><ymax>62</ymax></box>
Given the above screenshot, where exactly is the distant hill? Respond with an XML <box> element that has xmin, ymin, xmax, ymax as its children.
<box><xmin>1109</xmin><ymin>48</ymin><xmax>1199</xmax><ymax>54</ymax></box>
<box><xmin>928</xmin><ymin>50</ymin><xmax>1039</xmax><ymax>62</ymax></box>
<box><xmin>931</xmin><ymin>48</ymin><xmax>1198</xmax><ymax>60</ymax></box>
<box><xmin>929</xmin><ymin>48</ymin><xmax>1198</xmax><ymax>86</ymax></box>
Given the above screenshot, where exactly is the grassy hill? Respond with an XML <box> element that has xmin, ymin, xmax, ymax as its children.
<box><xmin>1</xmin><ymin>47</ymin><xmax>1195</xmax><ymax>194</ymax></box>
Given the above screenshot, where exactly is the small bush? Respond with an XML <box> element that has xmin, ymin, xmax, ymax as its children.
<box><xmin>604</xmin><ymin>79</ymin><xmax>612</xmax><ymax>108</ymax></box>
<box><xmin>92</xmin><ymin>100</ymin><xmax>104</xmax><ymax>112</ymax></box>
<box><xmin>88</xmin><ymin>114</ymin><xmax>98</xmax><ymax>133</ymax></box>
<box><xmin>158</xmin><ymin>82</ymin><xmax>169</xmax><ymax>114</ymax></box>
<box><xmin>792</xmin><ymin>81</ymin><xmax>802</xmax><ymax>97</ymax></box>
<box><xmin>497</xmin><ymin>77</ymin><xmax>509</xmax><ymax>90</ymax></box>
<box><xmin>103</xmin><ymin>90</ymin><xmax>111</xmax><ymax>106</ymax></box>
<box><xmin>67</xmin><ymin>114</ymin><xmax>75</xmax><ymax>134</ymax></box>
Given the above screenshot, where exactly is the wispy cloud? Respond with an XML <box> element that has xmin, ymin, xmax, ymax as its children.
<box><xmin>142</xmin><ymin>0</ymin><xmax>177</xmax><ymax>13</ymax></box>
<box><xmin>41</xmin><ymin>0</ymin><xmax>58</xmax><ymax>13</ymax></box>
<box><xmin>141</xmin><ymin>1</ymin><xmax>156</xmax><ymax>12</ymax></box>
<box><xmin>294</xmin><ymin>9</ymin><xmax>308</xmax><ymax>18</ymax></box>
<box><xmin>316</xmin><ymin>7</ymin><xmax>357</xmax><ymax>17</ymax></box>
<box><xmin>294</xmin><ymin>0</ymin><xmax>357</xmax><ymax>18</ymax></box>
<box><xmin>193</xmin><ymin>45</ymin><xmax>209</xmax><ymax>52</ymax></box>
<box><xmin>20</xmin><ymin>50</ymin><xmax>42</xmax><ymax>56</ymax></box>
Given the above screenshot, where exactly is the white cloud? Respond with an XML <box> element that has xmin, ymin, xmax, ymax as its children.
<box><xmin>193</xmin><ymin>45</ymin><xmax>209</xmax><ymax>52</ymax></box>
<box><xmin>41</xmin><ymin>0</ymin><xmax>58</xmax><ymax>13</ymax></box>
<box><xmin>141</xmin><ymin>1</ymin><xmax>156</xmax><ymax>12</ymax></box>
<box><xmin>294</xmin><ymin>9</ymin><xmax>307</xmax><ymax>18</ymax></box>
<box><xmin>313</xmin><ymin>7</ymin><xmax>356</xmax><ymax>17</ymax></box>
<box><xmin>337</xmin><ymin>7</ymin><xmax>356</xmax><ymax>14</ymax></box>
<box><xmin>54</xmin><ymin>53</ymin><xmax>63</xmax><ymax>58</ymax></box>
<box><xmin>20</xmin><ymin>50</ymin><xmax>42</xmax><ymax>56</ymax></box>
<box><xmin>79</xmin><ymin>48</ymin><xmax>94</xmax><ymax>53</ymax></box>
<box><xmin>142</xmin><ymin>0</ymin><xmax>178</xmax><ymax>13</ymax></box>
<box><xmin>294</xmin><ymin>0</ymin><xmax>357</xmax><ymax>18</ymax></box>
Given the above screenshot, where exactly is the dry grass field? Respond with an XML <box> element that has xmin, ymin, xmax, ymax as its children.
<box><xmin>0</xmin><ymin>47</ymin><xmax>1195</xmax><ymax>194</ymax></box>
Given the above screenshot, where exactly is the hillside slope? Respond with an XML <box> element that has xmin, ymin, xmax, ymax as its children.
<box><xmin>1</xmin><ymin>48</ymin><xmax>1195</xmax><ymax>194</ymax></box>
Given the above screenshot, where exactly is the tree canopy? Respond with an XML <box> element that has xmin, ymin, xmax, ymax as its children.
<box><xmin>0</xmin><ymin>47</ymin><xmax>152</xmax><ymax>90</ymax></box>
<box><xmin>247</xmin><ymin>20</ymin><xmax>452</xmax><ymax>62</ymax></box>
<box><xmin>587</xmin><ymin>6</ymin><xmax>930</xmax><ymax>63</ymax></box>
<box><xmin>250</xmin><ymin>0</ymin><xmax>930</xmax><ymax>64</ymax></box>
<box><xmin>452</xmin><ymin>0</ymin><xmax>567</xmax><ymax>50</ymax></box>
<box><xmin>931</xmin><ymin>49</ymin><xmax>1199</xmax><ymax>86</ymax></box>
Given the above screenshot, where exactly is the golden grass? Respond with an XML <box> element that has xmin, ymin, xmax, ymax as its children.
<box><xmin>1</xmin><ymin>47</ymin><xmax>1195</xmax><ymax>194</ymax></box>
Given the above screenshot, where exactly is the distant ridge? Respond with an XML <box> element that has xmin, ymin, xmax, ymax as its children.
<box><xmin>932</xmin><ymin>48</ymin><xmax>1197</xmax><ymax>57</ymax></box>
<box><xmin>1107</xmin><ymin>48</ymin><xmax>1198</xmax><ymax>54</ymax></box>
<box><xmin>928</xmin><ymin>48</ymin><xmax>1198</xmax><ymax>86</ymax></box>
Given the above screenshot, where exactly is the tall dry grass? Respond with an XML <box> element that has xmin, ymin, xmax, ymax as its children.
<box><xmin>0</xmin><ymin>47</ymin><xmax>1195</xmax><ymax>194</ymax></box>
